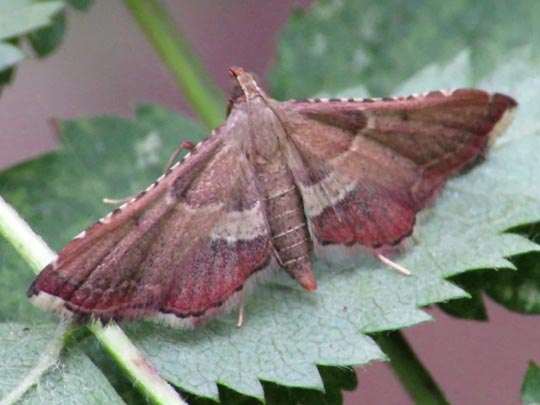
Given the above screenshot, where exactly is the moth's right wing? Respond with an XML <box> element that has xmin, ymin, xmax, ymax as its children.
<box><xmin>281</xmin><ymin>90</ymin><xmax>516</xmax><ymax>252</ymax></box>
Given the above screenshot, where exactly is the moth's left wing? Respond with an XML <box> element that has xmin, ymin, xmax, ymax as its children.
<box><xmin>28</xmin><ymin>115</ymin><xmax>278</xmax><ymax>327</ymax></box>
<box><xmin>281</xmin><ymin>89</ymin><xmax>517</xmax><ymax>252</ymax></box>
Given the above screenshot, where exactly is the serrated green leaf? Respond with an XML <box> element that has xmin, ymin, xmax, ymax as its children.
<box><xmin>180</xmin><ymin>366</ymin><xmax>356</xmax><ymax>405</ymax></box>
<box><xmin>437</xmin><ymin>271</ymin><xmax>488</xmax><ymax>321</ymax></box>
<box><xmin>436</xmin><ymin>227</ymin><xmax>540</xmax><ymax>320</ymax></box>
<box><xmin>485</xmin><ymin>252</ymin><xmax>540</xmax><ymax>314</ymax></box>
<box><xmin>443</xmin><ymin>232</ymin><xmax>540</xmax><ymax>320</ymax></box>
<box><xmin>0</xmin><ymin>322</ymin><xmax>123</xmax><ymax>404</ymax></box>
<box><xmin>479</xmin><ymin>222</ymin><xmax>540</xmax><ymax>315</ymax></box>
<box><xmin>2</xmin><ymin>48</ymin><xmax>539</xmax><ymax>401</ymax></box>
<box><xmin>522</xmin><ymin>361</ymin><xmax>540</xmax><ymax>405</ymax></box>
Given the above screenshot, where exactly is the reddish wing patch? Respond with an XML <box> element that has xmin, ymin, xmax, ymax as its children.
<box><xmin>161</xmin><ymin>236</ymin><xmax>274</xmax><ymax>322</ymax></box>
<box><xmin>159</xmin><ymin>154</ymin><xmax>276</xmax><ymax>324</ymax></box>
<box><xmin>311</xmin><ymin>181</ymin><xmax>416</xmax><ymax>248</ymax></box>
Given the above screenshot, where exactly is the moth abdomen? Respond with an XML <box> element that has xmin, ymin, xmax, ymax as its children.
<box><xmin>254</xmin><ymin>153</ymin><xmax>315</xmax><ymax>291</ymax></box>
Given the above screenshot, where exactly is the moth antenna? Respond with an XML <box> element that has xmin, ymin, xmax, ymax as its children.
<box><xmin>236</xmin><ymin>304</ymin><xmax>245</xmax><ymax>328</ymax></box>
<box><xmin>164</xmin><ymin>140</ymin><xmax>196</xmax><ymax>173</ymax></box>
<box><xmin>376</xmin><ymin>254</ymin><xmax>412</xmax><ymax>276</ymax></box>
<box><xmin>102</xmin><ymin>195</ymin><xmax>134</xmax><ymax>205</ymax></box>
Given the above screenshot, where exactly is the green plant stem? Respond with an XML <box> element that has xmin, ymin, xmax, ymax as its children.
<box><xmin>123</xmin><ymin>0</ymin><xmax>225</xmax><ymax>129</ymax></box>
<box><xmin>376</xmin><ymin>331</ymin><xmax>449</xmax><ymax>405</ymax></box>
<box><xmin>0</xmin><ymin>195</ymin><xmax>186</xmax><ymax>405</ymax></box>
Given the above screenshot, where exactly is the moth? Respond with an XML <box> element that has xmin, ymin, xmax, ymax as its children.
<box><xmin>28</xmin><ymin>67</ymin><xmax>517</xmax><ymax>327</ymax></box>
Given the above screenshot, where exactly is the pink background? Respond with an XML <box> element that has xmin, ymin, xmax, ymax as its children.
<box><xmin>1</xmin><ymin>1</ymin><xmax>539</xmax><ymax>404</ymax></box>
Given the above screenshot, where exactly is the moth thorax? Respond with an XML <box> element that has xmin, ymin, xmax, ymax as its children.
<box><xmin>252</xmin><ymin>132</ymin><xmax>281</xmax><ymax>164</ymax></box>
<box><xmin>251</xmin><ymin>108</ymin><xmax>286</xmax><ymax>163</ymax></box>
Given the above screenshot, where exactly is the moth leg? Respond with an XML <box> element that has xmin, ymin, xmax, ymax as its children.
<box><xmin>376</xmin><ymin>254</ymin><xmax>412</xmax><ymax>276</ymax></box>
<box><xmin>236</xmin><ymin>304</ymin><xmax>245</xmax><ymax>328</ymax></box>
<box><xmin>163</xmin><ymin>140</ymin><xmax>196</xmax><ymax>173</ymax></box>
<box><xmin>102</xmin><ymin>195</ymin><xmax>134</xmax><ymax>205</ymax></box>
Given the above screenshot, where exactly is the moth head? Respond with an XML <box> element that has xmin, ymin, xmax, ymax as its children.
<box><xmin>228</xmin><ymin>67</ymin><xmax>264</xmax><ymax>101</ymax></box>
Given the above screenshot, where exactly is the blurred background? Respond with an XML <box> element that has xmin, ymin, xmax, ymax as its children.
<box><xmin>1</xmin><ymin>1</ymin><xmax>539</xmax><ymax>404</ymax></box>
